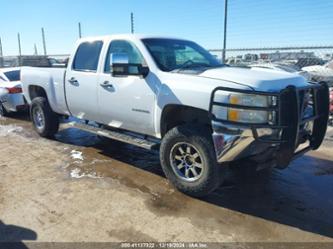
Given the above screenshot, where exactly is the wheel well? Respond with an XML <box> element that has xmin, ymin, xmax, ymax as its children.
<box><xmin>28</xmin><ymin>85</ymin><xmax>47</xmax><ymax>101</ymax></box>
<box><xmin>160</xmin><ymin>105</ymin><xmax>212</xmax><ymax>137</ymax></box>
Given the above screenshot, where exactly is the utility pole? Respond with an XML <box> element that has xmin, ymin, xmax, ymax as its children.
<box><xmin>222</xmin><ymin>0</ymin><xmax>228</xmax><ymax>63</ymax></box>
<box><xmin>17</xmin><ymin>33</ymin><xmax>22</xmax><ymax>56</ymax></box>
<box><xmin>17</xmin><ymin>33</ymin><xmax>22</xmax><ymax>66</ymax></box>
<box><xmin>78</xmin><ymin>22</ymin><xmax>82</xmax><ymax>38</ymax></box>
<box><xmin>131</xmin><ymin>12</ymin><xmax>134</xmax><ymax>34</ymax></box>
<box><xmin>41</xmin><ymin>27</ymin><xmax>47</xmax><ymax>55</ymax></box>
<box><xmin>34</xmin><ymin>44</ymin><xmax>38</xmax><ymax>55</ymax></box>
<box><xmin>0</xmin><ymin>37</ymin><xmax>3</xmax><ymax>57</ymax></box>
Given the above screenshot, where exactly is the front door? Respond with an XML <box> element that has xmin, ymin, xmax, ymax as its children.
<box><xmin>98</xmin><ymin>40</ymin><xmax>156</xmax><ymax>135</ymax></box>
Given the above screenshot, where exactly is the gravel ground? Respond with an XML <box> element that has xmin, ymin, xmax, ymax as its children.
<box><xmin>0</xmin><ymin>114</ymin><xmax>332</xmax><ymax>245</ymax></box>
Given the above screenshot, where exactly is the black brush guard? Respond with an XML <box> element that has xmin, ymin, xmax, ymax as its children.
<box><xmin>209</xmin><ymin>82</ymin><xmax>329</xmax><ymax>168</ymax></box>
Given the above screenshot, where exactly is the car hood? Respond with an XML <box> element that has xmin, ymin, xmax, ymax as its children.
<box><xmin>302</xmin><ymin>65</ymin><xmax>333</xmax><ymax>74</ymax></box>
<box><xmin>198</xmin><ymin>66</ymin><xmax>308</xmax><ymax>91</ymax></box>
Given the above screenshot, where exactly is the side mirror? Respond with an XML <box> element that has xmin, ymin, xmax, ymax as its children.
<box><xmin>110</xmin><ymin>53</ymin><xmax>129</xmax><ymax>77</ymax></box>
<box><xmin>110</xmin><ymin>53</ymin><xmax>149</xmax><ymax>78</ymax></box>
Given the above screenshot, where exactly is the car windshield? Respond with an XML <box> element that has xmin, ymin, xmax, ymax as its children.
<box><xmin>276</xmin><ymin>65</ymin><xmax>297</xmax><ymax>73</ymax></box>
<box><xmin>142</xmin><ymin>38</ymin><xmax>222</xmax><ymax>72</ymax></box>
<box><xmin>4</xmin><ymin>70</ymin><xmax>20</xmax><ymax>81</ymax></box>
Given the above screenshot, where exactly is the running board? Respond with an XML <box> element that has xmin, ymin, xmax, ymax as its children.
<box><xmin>69</xmin><ymin>122</ymin><xmax>159</xmax><ymax>150</ymax></box>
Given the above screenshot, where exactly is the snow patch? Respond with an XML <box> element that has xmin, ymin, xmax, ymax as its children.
<box><xmin>70</xmin><ymin>150</ymin><xmax>84</xmax><ymax>161</ymax></box>
<box><xmin>0</xmin><ymin>124</ymin><xmax>23</xmax><ymax>136</ymax></box>
<box><xmin>69</xmin><ymin>167</ymin><xmax>102</xmax><ymax>179</ymax></box>
<box><xmin>69</xmin><ymin>168</ymin><xmax>84</xmax><ymax>178</ymax></box>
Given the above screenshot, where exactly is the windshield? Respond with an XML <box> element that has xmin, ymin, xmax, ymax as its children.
<box><xmin>142</xmin><ymin>38</ymin><xmax>221</xmax><ymax>72</ymax></box>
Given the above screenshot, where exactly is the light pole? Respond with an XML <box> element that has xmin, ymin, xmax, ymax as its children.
<box><xmin>78</xmin><ymin>22</ymin><xmax>82</xmax><ymax>38</ymax></box>
<box><xmin>34</xmin><ymin>44</ymin><xmax>38</xmax><ymax>55</ymax></box>
<box><xmin>131</xmin><ymin>12</ymin><xmax>134</xmax><ymax>34</ymax></box>
<box><xmin>41</xmin><ymin>27</ymin><xmax>47</xmax><ymax>56</ymax></box>
<box><xmin>222</xmin><ymin>0</ymin><xmax>228</xmax><ymax>63</ymax></box>
<box><xmin>17</xmin><ymin>33</ymin><xmax>22</xmax><ymax>56</ymax></box>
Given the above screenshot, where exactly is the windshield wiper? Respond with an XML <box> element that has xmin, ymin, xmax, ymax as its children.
<box><xmin>210</xmin><ymin>64</ymin><xmax>227</xmax><ymax>68</ymax></box>
<box><xmin>173</xmin><ymin>60</ymin><xmax>211</xmax><ymax>73</ymax></box>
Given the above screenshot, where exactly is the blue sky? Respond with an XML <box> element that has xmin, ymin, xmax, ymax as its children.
<box><xmin>0</xmin><ymin>0</ymin><xmax>332</xmax><ymax>55</ymax></box>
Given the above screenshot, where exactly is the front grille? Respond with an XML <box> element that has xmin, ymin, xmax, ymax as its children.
<box><xmin>209</xmin><ymin>83</ymin><xmax>329</xmax><ymax>168</ymax></box>
<box><xmin>298</xmin><ymin>88</ymin><xmax>315</xmax><ymax>120</ymax></box>
<box><xmin>275</xmin><ymin>83</ymin><xmax>329</xmax><ymax>167</ymax></box>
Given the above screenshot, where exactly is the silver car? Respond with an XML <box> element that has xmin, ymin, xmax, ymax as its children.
<box><xmin>250</xmin><ymin>63</ymin><xmax>311</xmax><ymax>81</ymax></box>
<box><xmin>302</xmin><ymin>60</ymin><xmax>333</xmax><ymax>86</ymax></box>
<box><xmin>0</xmin><ymin>67</ymin><xmax>27</xmax><ymax>116</ymax></box>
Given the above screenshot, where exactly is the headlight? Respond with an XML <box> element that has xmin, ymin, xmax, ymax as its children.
<box><xmin>212</xmin><ymin>92</ymin><xmax>277</xmax><ymax>124</ymax></box>
<box><xmin>229</xmin><ymin>93</ymin><xmax>270</xmax><ymax>107</ymax></box>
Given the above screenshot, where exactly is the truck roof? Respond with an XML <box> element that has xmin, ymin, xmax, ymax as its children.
<box><xmin>78</xmin><ymin>34</ymin><xmax>189</xmax><ymax>43</ymax></box>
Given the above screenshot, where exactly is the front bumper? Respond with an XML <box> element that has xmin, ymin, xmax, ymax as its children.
<box><xmin>210</xmin><ymin>83</ymin><xmax>329</xmax><ymax>168</ymax></box>
<box><xmin>212</xmin><ymin>122</ymin><xmax>278</xmax><ymax>163</ymax></box>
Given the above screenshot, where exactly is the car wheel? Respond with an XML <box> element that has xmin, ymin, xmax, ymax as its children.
<box><xmin>0</xmin><ymin>103</ymin><xmax>8</xmax><ymax>117</ymax></box>
<box><xmin>160</xmin><ymin>124</ymin><xmax>224</xmax><ymax>197</ymax></box>
<box><xmin>30</xmin><ymin>97</ymin><xmax>59</xmax><ymax>138</ymax></box>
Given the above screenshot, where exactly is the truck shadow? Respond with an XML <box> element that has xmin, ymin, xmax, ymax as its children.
<box><xmin>0</xmin><ymin>111</ymin><xmax>30</xmax><ymax>122</ymax></box>
<box><xmin>0</xmin><ymin>220</ymin><xmax>37</xmax><ymax>248</ymax></box>
<box><xmin>205</xmin><ymin>156</ymin><xmax>333</xmax><ymax>239</ymax></box>
<box><xmin>55</xmin><ymin>128</ymin><xmax>333</xmax><ymax>239</ymax></box>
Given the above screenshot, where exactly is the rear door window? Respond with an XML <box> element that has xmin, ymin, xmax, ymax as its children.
<box><xmin>4</xmin><ymin>70</ymin><xmax>20</xmax><ymax>81</ymax></box>
<box><xmin>72</xmin><ymin>41</ymin><xmax>103</xmax><ymax>72</ymax></box>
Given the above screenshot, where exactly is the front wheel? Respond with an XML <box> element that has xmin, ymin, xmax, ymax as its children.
<box><xmin>30</xmin><ymin>97</ymin><xmax>59</xmax><ymax>138</ymax></box>
<box><xmin>160</xmin><ymin>125</ymin><xmax>224</xmax><ymax>197</ymax></box>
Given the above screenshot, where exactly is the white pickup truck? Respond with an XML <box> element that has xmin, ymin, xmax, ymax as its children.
<box><xmin>21</xmin><ymin>35</ymin><xmax>329</xmax><ymax>197</ymax></box>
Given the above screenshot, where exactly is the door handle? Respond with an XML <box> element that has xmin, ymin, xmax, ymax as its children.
<box><xmin>68</xmin><ymin>77</ymin><xmax>79</xmax><ymax>86</ymax></box>
<box><xmin>100</xmin><ymin>81</ymin><xmax>114</xmax><ymax>88</ymax></box>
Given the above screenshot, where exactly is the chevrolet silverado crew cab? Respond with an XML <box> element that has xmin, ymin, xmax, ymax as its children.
<box><xmin>21</xmin><ymin>35</ymin><xmax>329</xmax><ymax>197</ymax></box>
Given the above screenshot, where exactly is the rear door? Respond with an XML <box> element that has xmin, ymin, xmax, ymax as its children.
<box><xmin>65</xmin><ymin>40</ymin><xmax>104</xmax><ymax>122</ymax></box>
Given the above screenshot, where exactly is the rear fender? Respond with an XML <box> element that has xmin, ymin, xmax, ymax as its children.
<box><xmin>21</xmin><ymin>67</ymin><xmax>67</xmax><ymax>114</ymax></box>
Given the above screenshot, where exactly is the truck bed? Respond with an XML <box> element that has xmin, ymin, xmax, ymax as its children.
<box><xmin>21</xmin><ymin>67</ymin><xmax>70</xmax><ymax>115</ymax></box>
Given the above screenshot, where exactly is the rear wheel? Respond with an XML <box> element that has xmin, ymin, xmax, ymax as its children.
<box><xmin>160</xmin><ymin>124</ymin><xmax>224</xmax><ymax>197</ymax></box>
<box><xmin>30</xmin><ymin>97</ymin><xmax>59</xmax><ymax>138</ymax></box>
<box><xmin>0</xmin><ymin>103</ymin><xmax>8</xmax><ymax>117</ymax></box>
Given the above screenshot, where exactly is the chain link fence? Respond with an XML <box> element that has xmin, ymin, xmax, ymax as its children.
<box><xmin>0</xmin><ymin>55</ymin><xmax>69</xmax><ymax>68</ymax></box>
<box><xmin>209</xmin><ymin>46</ymin><xmax>333</xmax><ymax>86</ymax></box>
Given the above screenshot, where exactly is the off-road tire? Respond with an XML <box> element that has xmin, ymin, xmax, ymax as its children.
<box><xmin>30</xmin><ymin>97</ymin><xmax>59</xmax><ymax>138</ymax></box>
<box><xmin>160</xmin><ymin>124</ymin><xmax>224</xmax><ymax>197</ymax></box>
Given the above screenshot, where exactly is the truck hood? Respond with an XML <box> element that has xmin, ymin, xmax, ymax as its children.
<box><xmin>198</xmin><ymin>66</ymin><xmax>308</xmax><ymax>91</ymax></box>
